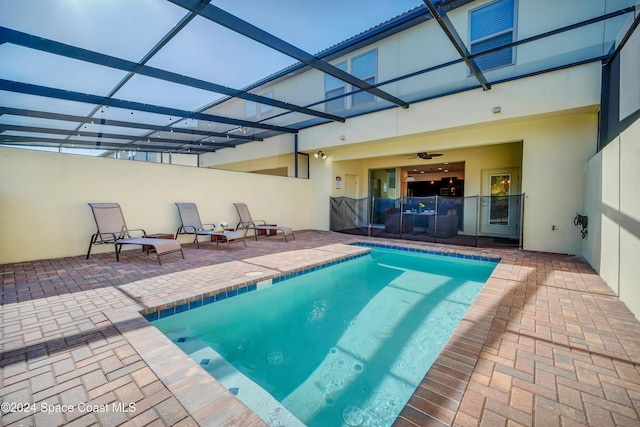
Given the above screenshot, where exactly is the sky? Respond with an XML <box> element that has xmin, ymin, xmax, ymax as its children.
<box><xmin>213</xmin><ymin>0</ymin><xmax>425</xmax><ymax>54</ymax></box>
<box><xmin>0</xmin><ymin>0</ymin><xmax>427</xmax><ymax>149</ymax></box>
<box><xmin>0</xmin><ymin>0</ymin><xmax>425</xmax><ymax>91</ymax></box>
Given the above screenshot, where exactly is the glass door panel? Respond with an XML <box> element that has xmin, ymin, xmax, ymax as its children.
<box><xmin>480</xmin><ymin>168</ymin><xmax>520</xmax><ymax>237</ymax></box>
<box><xmin>489</xmin><ymin>174</ymin><xmax>511</xmax><ymax>225</ymax></box>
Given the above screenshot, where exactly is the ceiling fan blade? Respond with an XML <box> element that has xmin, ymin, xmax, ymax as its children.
<box><xmin>410</xmin><ymin>152</ymin><xmax>444</xmax><ymax>160</ymax></box>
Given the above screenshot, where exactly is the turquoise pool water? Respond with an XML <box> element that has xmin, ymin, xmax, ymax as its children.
<box><xmin>152</xmin><ymin>247</ymin><xmax>497</xmax><ymax>426</ymax></box>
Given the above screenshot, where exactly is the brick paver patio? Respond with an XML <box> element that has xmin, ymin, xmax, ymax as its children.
<box><xmin>2</xmin><ymin>230</ymin><xmax>639</xmax><ymax>426</ymax></box>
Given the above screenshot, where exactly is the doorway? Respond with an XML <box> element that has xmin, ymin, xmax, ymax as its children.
<box><xmin>345</xmin><ymin>174</ymin><xmax>359</xmax><ymax>199</ymax></box>
<box><xmin>369</xmin><ymin>168</ymin><xmax>397</xmax><ymax>225</ymax></box>
<box><xmin>403</xmin><ymin>161</ymin><xmax>465</xmax><ymax>197</ymax></box>
<box><xmin>479</xmin><ymin>167</ymin><xmax>521</xmax><ymax>238</ymax></box>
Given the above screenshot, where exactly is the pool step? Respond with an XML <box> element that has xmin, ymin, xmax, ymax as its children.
<box><xmin>169</xmin><ymin>333</ymin><xmax>305</xmax><ymax>427</ymax></box>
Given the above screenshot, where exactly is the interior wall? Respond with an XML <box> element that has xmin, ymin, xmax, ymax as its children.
<box><xmin>0</xmin><ymin>147</ymin><xmax>311</xmax><ymax>264</ymax></box>
<box><xmin>352</xmin><ymin>143</ymin><xmax>523</xmax><ymax>197</ymax></box>
<box><xmin>584</xmin><ymin>115</ymin><xmax>640</xmax><ymax>320</ymax></box>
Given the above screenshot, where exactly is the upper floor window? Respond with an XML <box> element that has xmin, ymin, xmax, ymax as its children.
<box><xmin>245</xmin><ymin>91</ymin><xmax>274</xmax><ymax>118</ymax></box>
<box><xmin>324</xmin><ymin>49</ymin><xmax>378</xmax><ymax>112</ymax></box>
<box><xmin>352</xmin><ymin>50</ymin><xmax>377</xmax><ymax>106</ymax></box>
<box><xmin>259</xmin><ymin>91</ymin><xmax>273</xmax><ymax>115</ymax></box>
<box><xmin>469</xmin><ymin>0</ymin><xmax>516</xmax><ymax>72</ymax></box>
<box><xmin>245</xmin><ymin>100</ymin><xmax>257</xmax><ymax>119</ymax></box>
<box><xmin>325</xmin><ymin>61</ymin><xmax>348</xmax><ymax>113</ymax></box>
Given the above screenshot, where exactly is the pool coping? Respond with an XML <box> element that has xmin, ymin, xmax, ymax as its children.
<box><xmin>139</xmin><ymin>245</ymin><xmax>372</xmax><ymax>320</ymax></box>
<box><xmin>143</xmin><ymin>241</ymin><xmax>500</xmax><ymax>322</ymax></box>
<box><xmin>108</xmin><ymin>241</ymin><xmax>504</xmax><ymax>426</ymax></box>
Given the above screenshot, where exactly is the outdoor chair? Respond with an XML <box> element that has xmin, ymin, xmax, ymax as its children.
<box><xmin>233</xmin><ymin>202</ymin><xmax>295</xmax><ymax>242</ymax></box>
<box><xmin>86</xmin><ymin>203</ymin><xmax>184</xmax><ymax>265</ymax></box>
<box><xmin>175</xmin><ymin>202</ymin><xmax>246</xmax><ymax>249</ymax></box>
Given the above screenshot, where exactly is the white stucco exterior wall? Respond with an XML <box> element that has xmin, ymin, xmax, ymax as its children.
<box><xmin>585</xmin><ymin>117</ymin><xmax>640</xmax><ymax>320</ymax></box>
<box><xmin>0</xmin><ymin>147</ymin><xmax>311</xmax><ymax>264</ymax></box>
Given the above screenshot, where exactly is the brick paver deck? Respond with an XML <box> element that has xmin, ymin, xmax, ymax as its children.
<box><xmin>2</xmin><ymin>231</ymin><xmax>639</xmax><ymax>426</ymax></box>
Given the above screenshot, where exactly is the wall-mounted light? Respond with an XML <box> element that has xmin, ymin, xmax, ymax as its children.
<box><xmin>314</xmin><ymin>150</ymin><xmax>327</xmax><ymax>160</ymax></box>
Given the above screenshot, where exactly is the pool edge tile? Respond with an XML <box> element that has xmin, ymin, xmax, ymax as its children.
<box><xmin>105</xmin><ymin>308</ymin><xmax>268</xmax><ymax>427</ymax></box>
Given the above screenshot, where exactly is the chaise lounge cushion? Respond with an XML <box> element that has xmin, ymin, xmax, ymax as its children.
<box><xmin>175</xmin><ymin>202</ymin><xmax>246</xmax><ymax>249</ymax></box>
<box><xmin>119</xmin><ymin>237</ymin><xmax>182</xmax><ymax>254</ymax></box>
<box><xmin>233</xmin><ymin>202</ymin><xmax>295</xmax><ymax>242</ymax></box>
<box><xmin>87</xmin><ymin>202</ymin><xmax>184</xmax><ymax>264</ymax></box>
<box><xmin>253</xmin><ymin>225</ymin><xmax>294</xmax><ymax>238</ymax></box>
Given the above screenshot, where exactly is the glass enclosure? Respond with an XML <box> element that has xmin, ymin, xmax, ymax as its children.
<box><xmin>1</xmin><ymin>1</ymin><xmax>636</xmax><ymax>161</ymax></box>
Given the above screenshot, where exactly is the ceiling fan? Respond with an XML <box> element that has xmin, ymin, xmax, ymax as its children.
<box><xmin>408</xmin><ymin>151</ymin><xmax>444</xmax><ymax>160</ymax></box>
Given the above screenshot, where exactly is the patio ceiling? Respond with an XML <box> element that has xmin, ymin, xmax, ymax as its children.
<box><xmin>0</xmin><ymin>0</ymin><xmax>636</xmax><ymax>156</ymax></box>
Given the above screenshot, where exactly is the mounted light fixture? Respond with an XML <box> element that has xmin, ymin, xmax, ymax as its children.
<box><xmin>227</xmin><ymin>126</ymin><xmax>247</xmax><ymax>137</ymax></box>
<box><xmin>314</xmin><ymin>150</ymin><xmax>327</xmax><ymax>160</ymax></box>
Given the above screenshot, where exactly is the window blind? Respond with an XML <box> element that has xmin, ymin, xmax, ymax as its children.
<box><xmin>470</xmin><ymin>0</ymin><xmax>515</xmax><ymax>71</ymax></box>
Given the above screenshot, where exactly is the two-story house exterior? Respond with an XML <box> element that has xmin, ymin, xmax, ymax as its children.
<box><xmin>185</xmin><ymin>0</ymin><xmax>640</xmax><ymax>318</ymax></box>
<box><xmin>201</xmin><ymin>0</ymin><xmax>637</xmax><ymax>257</ymax></box>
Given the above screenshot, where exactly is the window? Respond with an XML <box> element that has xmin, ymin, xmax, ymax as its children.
<box><xmin>324</xmin><ymin>50</ymin><xmax>377</xmax><ymax>112</ymax></box>
<box><xmin>470</xmin><ymin>0</ymin><xmax>515</xmax><ymax>72</ymax></box>
<box><xmin>351</xmin><ymin>50</ymin><xmax>377</xmax><ymax>106</ymax></box>
<box><xmin>245</xmin><ymin>100</ymin><xmax>257</xmax><ymax>118</ymax></box>
<box><xmin>245</xmin><ymin>91</ymin><xmax>273</xmax><ymax>118</ymax></box>
<box><xmin>489</xmin><ymin>174</ymin><xmax>511</xmax><ymax>225</ymax></box>
<box><xmin>325</xmin><ymin>61</ymin><xmax>347</xmax><ymax>113</ymax></box>
<box><xmin>259</xmin><ymin>91</ymin><xmax>273</xmax><ymax>115</ymax></box>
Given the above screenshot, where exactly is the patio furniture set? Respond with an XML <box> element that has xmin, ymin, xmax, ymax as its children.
<box><xmin>86</xmin><ymin>202</ymin><xmax>295</xmax><ymax>264</ymax></box>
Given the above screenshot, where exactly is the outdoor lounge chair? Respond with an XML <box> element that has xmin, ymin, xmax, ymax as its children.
<box><xmin>86</xmin><ymin>203</ymin><xmax>184</xmax><ymax>265</ymax></box>
<box><xmin>233</xmin><ymin>202</ymin><xmax>295</xmax><ymax>242</ymax></box>
<box><xmin>175</xmin><ymin>202</ymin><xmax>246</xmax><ymax>249</ymax></box>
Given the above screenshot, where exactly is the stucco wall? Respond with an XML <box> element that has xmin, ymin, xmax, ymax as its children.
<box><xmin>521</xmin><ymin>113</ymin><xmax>598</xmax><ymax>255</ymax></box>
<box><xmin>195</xmin><ymin>0</ymin><xmax>618</xmax><ymax>141</ymax></box>
<box><xmin>584</xmin><ymin>116</ymin><xmax>640</xmax><ymax>320</ymax></box>
<box><xmin>206</xmin><ymin>63</ymin><xmax>602</xmax><ymax>256</ymax></box>
<box><xmin>209</xmin><ymin>152</ymin><xmax>296</xmax><ymax>177</ymax></box>
<box><xmin>0</xmin><ymin>147</ymin><xmax>311</xmax><ymax>264</ymax></box>
<box><xmin>310</xmin><ymin>113</ymin><xmax>596</xmax><ymax>254</ymax></box>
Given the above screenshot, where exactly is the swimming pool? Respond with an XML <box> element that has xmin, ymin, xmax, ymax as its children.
<box><xmin>152</xmin><ymin>246</ymin><xmax>497</xmax><ymax>426</ymax></box>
